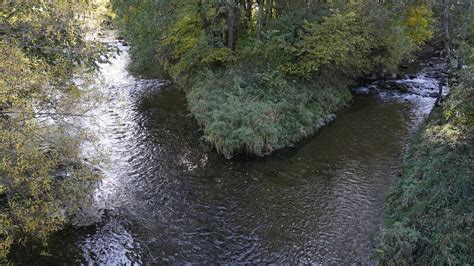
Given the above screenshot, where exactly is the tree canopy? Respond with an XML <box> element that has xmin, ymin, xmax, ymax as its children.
<box><xmin>0</xmin><ymin>0</ymin><xmax>108</xmax><ymax>260</ymax></box>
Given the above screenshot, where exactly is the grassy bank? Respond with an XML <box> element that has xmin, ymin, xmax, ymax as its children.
<box><xmin>377</xmin><ymin>70</ymin><xmax>474</xmax><ymax>264</ymax></box>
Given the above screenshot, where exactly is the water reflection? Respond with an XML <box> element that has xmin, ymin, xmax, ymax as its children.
<box><xmin>80</xmin><ymin>216</ymin><xmax>142</xmax><ymax>265</ymax></box>
<box><xmin>12</xmin><ymin>42</ymin><xmax>444</xmax><ymax>264</ymax></box>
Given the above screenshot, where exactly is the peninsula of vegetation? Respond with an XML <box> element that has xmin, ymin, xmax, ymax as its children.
<box><xmin>112</xmin><ymin>0</ymin><xmax>433</xmax><ymax>158</ymax></box>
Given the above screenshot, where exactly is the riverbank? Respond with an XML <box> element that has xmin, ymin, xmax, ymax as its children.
<box><xmin>110</xmin><ymin>1</ymin><xmax>431</xmax><ymax>158</ymax></box>
<box><xmin>377</xmin><ymin>70</ymin><xmax>473</xmax><ymax>264</ymax></box>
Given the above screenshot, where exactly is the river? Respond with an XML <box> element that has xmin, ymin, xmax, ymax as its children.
<box><xmin>11</xmin><ymin>40</ymin><xmax>446</xmax><ymax>264</ymax></box>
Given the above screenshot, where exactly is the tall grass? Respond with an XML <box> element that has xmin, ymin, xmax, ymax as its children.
<box><xmin>187</xmin><ymin>69</ymin><xmax>350</xmax><ymax>158</ymax></box>
<box><xmin>377</xmin><ymin>73</ymin><xmax>474</xmax><ymax>264</ymax></box>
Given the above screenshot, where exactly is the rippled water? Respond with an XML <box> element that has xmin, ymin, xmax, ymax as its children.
<box><xmin>12</xmin><ymin>42</ymin><xmax>445</xmax><ymax>264</ymax></box>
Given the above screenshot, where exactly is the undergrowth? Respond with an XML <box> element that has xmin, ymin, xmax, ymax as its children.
<box><xmin>377</xmin><ymin>70</ymin><xmax>474</xmax><ymax>264</ymax></box>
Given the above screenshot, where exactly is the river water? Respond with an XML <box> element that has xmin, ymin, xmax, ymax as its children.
<box><xmin>13</xmin><ymin>41</ymin><xmax>446</xmax><ymax>264</ymax></box>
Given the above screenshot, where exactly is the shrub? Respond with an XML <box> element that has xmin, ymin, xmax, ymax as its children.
<box><xmin>187</xmin><ymin>69</ymin><xmax>350</xmax><ymax>158</ymax></box>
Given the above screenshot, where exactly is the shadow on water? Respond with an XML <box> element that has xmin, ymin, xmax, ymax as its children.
<box><xmin>10</xmin><ymin>44</ymin><xmax>439</xmax><ymax>264</ymax></box>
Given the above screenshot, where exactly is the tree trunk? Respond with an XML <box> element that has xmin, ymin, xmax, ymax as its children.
<box><xmin>227</xmin><ymin>0</ymin><xmax>239</xmax><ymax>50</ymax></box>
<box><xmin>457</xmin><ymin>0</ymin><xmax>472</xmax><ymax>69</ymax></box>
<box><xmin>443</xmin><ymin>0</ymin><xmax>451</xmax><ymax>67</ymax></box>
<box><xmin>435</xmin><ymin>78</ymin><xmax>445</xmax><ymax>107</ymax></box>
<box><xmin>256</xmin><ymin>0</ymin><xmax>264</xmax><ymax>40</ymax></box>
<box><xmin>265</xmin><ymin>0</ymin><xmax>273</xmax><ymax>27</ymax></box>
<box><xmin>212</xmin><ymin>2</ymin><xmax>226</xmax><ymax>47</ymax></box>
<box><xmin>246</xmin><ymin>0</ymin><xmax>253</xmax><ymax>26</ymax></box>
<box><xmin>198</xmin><ymin>0</ymin><xmax>211</xmax><ymax>44</ymax></box>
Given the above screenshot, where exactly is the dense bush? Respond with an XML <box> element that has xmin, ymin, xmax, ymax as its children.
<box><xmin>187</xmin><ymin>69</ymin><xmax>350</xmax><ymax>158</ymax></box>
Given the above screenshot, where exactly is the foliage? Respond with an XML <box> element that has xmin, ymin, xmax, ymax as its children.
<box><xmin>0</xmin><ymin>1</ymin><xmax>107</xmax><ymax>261</ymax></box>
<box><xmin>187</xmin><ymin>69</ymin><xmax>350</xmax><ymax>158</ymax></box>
<box><xmin>405</xmin><ymin>5</ymin><xmax>435</xmax><ymax>45</ymax></box>
<box><xmin>377</xmin><ymin>68</ymin><xmax>474</xmax><ymax>264</ymax></box>
<box><xmin>111</xmin><ymin>0</ymin><xmax>198</xmax><ymax>78</ymax></box>
<box><xmin>111</xmin><ymin>1</ymin><xmax>426</xmax><ymax>157</ymax></box>
<box><xmin>361</xmin><ymin>3</ymin><xmax>416</xmax><ymax>74</ymax></box>
<box><xmin>281</xmin><ymin>11</ymin><xmax>373</xmax><ymax>79</ymax></box>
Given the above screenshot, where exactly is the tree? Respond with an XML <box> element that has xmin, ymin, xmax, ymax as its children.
<box><xmin>457</xmin><ymin>0</ymin><xmax>473</xmax><ymax>69</ymax></box>
<box><xmin>227</xmin><ymin>0</ymin><xmax>239</xmax><ymax>50</ymax></box>
<box><xmin>0</xmin><ymin>1</ymin><xmax>107</xmax><ymax>260</ymax></box>
<box><xmin>443</xmin><ymin>0</ymin><xmax>451</xmax><ymax>67</ymax></box>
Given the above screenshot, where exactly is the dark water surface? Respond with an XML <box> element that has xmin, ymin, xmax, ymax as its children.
<box><xmin>12</xmin><ymin>43</ymin><xmax>442</xmax><ymax>264</ymax></box>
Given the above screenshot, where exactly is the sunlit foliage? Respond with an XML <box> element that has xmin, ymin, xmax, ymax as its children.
<box><xmin>281</xmin><ymin>11</ymin><xmax>374</xmax><ymax>79</ymax></box>
<box><xmin>405</xmin><ymin>4</ymin><xmax>435</xmax><ymax>45</ymax></box>
<box><xmin>0</xmin><ymin>1</ymin><xmax>108</xmax><ymax>260</ymax></box>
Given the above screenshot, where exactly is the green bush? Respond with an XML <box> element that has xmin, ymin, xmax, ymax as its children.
<box><xmin>187</xmin><ymin>68</ymin><xmax>350</xmax><ymax>158</ymax></box>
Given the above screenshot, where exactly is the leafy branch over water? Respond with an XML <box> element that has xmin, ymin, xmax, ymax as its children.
<box><xmin>0</xmin><ymin>0</ymin><xmax>111</xmax><ymax>260</ymax></box>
